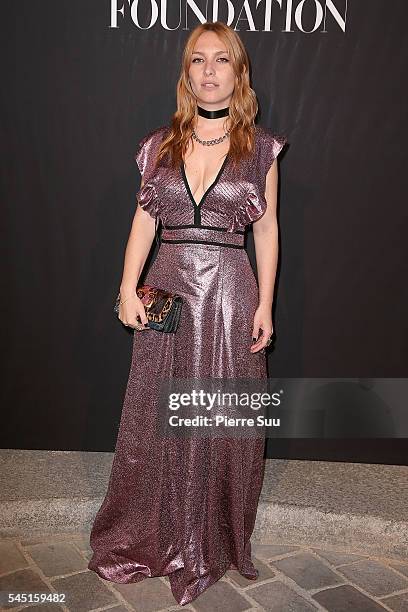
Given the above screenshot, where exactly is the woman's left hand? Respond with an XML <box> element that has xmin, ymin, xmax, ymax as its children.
<box><xmin>250</xmin><ymin>304</ymin><xmax>273</xmax><ymax>353</ymax></box>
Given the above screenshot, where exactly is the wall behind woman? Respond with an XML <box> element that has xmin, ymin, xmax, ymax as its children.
<box><xmin>1</xmin><ymin>1</ymin><xmax>407</xmax><ymax>463</ymax></box>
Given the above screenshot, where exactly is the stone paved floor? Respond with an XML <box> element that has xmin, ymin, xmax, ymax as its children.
<box><xmin>0</xmin><ymin>534</ymin><xmax>407</xmax><ymax>611</ymax></box>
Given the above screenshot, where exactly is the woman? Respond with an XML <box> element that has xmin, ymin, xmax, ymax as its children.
<box><xmin>88</xmin><ymin>21</ymin><xmax>287</xmax><ymax>606</ymax></box>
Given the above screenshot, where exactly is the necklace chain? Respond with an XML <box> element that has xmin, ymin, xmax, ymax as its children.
<box><xmin>192</xmin><ymin>128</ymin><xmax>231</xmax><ymax>147</ymax></box>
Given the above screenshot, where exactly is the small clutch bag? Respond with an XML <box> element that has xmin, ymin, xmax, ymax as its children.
<box><xmin>114</xmin><ymin>284</ymin><xmax>183</xmax><ymax>333</ymax></box>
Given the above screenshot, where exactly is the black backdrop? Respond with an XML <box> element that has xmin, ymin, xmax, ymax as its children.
<box><xmin>1</xmin><ymin>1</ymin><xmax>407</xmax><ymax>463</ymax></box>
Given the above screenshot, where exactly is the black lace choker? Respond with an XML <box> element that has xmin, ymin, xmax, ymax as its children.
<box><xmin>197</xmin><ymin>105</ymin><xmax>229</xmax><ymax>119</ymax></box>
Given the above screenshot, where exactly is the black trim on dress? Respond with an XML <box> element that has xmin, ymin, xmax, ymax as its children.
<box><xmin>164</xmin><ymin>224</ymin><xmax>244</xmax><ymax>235</ymax></box>
<box><xmin>180</xmin><ymin>154</ymin><xmax>229</xmax><ymax>226</ymax></box>
<box><xmin>161</xmin><ymin>238</ymin><xmax>244</xmax><ymax>249</ymax></box>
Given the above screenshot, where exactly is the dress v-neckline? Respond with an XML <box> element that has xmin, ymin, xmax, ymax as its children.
<box><xmin>181</xmin><ymin>154</ymin><xmax>229</xmax><ymax>209</ymax></box>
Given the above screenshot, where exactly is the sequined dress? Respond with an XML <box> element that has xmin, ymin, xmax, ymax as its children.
<box><xmin>88</xmin><ymin>124</ymin><xmax>287</xmax><ymax>605</ymax></box>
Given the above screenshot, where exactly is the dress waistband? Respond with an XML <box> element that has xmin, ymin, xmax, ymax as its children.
<box><xmin>160</xmin><ymin>225</ymin><xmax>245</xmax><ymax>249</ymax></box>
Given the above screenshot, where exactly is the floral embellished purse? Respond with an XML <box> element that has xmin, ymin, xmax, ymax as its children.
<box><xmin>114</xmin><ymin>285</ymin><xmax>183</xmax><ymax>333</ymax></box>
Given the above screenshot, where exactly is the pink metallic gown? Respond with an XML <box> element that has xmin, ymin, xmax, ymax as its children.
<box><xmin>88</xmin><ymin>124</ymin><xmax>287</xmax><ymax>605</ymax></box>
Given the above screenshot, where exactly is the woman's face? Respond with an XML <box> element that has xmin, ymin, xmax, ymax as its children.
<box><xmin>188</xmin><ymin>31</ymin><xmax>235</xmax><ymax>109</ymax></box>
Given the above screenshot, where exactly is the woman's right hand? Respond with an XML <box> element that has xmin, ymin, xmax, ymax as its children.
<box><xmin>118</xmin><ymin>294</ymin><xmax>149</xmax><ymax>330</ymax></box>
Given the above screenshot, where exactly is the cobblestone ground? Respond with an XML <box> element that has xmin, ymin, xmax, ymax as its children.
<box><xmin>0</xmin><ymin>534</ymin><xmax>407</xmax><ymax>611</ymax></box>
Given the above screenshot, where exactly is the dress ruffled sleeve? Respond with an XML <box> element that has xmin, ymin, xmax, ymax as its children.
<box><xmin>136</xmin><ymin>179</ymin><xmax>161</xmax><ymax>219</ymax></box>
<box><xmin>133</xmin><ymin>126</ymin><xmax>166</xmax><ymax>219</ymax></box>
<box><xmin>227</xmin><ymin>190</ymin><xmax>267</xmax><ymax>233</ymax></box>
<box><xmin>227</xmin><ymin>130</ymin><xmax>287</xmax><ymax>233</ymax></box>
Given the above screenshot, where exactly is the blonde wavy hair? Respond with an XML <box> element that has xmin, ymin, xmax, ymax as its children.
<box><xmin>156</xmin><ymin>21</ymin><xmax>258</xmax><ymax>169</ymax></box>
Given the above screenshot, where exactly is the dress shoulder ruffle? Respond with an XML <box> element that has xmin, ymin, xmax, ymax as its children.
<box><xmin>227</xmin><ymin>127</ymin><xmax>287</xmax><ymax>233</ymax></box>
<box><xmin>136</xmin><ymin>179</ymin><xmax>161</xmax><ymax>219</ymax></box>
<box><xmin>133</xmin><ymin>125</ymin><xmax>168</xmax><ymax>219</ymax></box>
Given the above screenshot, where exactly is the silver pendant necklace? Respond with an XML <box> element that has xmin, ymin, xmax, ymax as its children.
<box><xmin>192</xmin><ymin>128</ymin><xmax>231</xmax><ymax>146</ymax></box>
